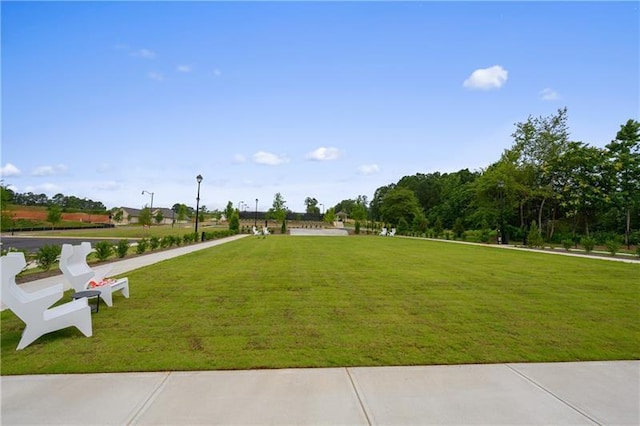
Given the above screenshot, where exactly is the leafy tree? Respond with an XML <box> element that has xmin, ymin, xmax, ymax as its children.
<box><xmin>228</xmin><ymin>210</ymin><xmax>240</xmax><ymax>232</ymax></box>
<box><xmin>154</xmin><ymin>210</ymin><xmax>164</xmax><ymax>225</ymax></box>
<box><xmin>605</xmin><ymin>119</ymin><xmax>640</xmax><ymax>247</ymax></box>
<box><xmin>553</xmin><ymin>141</ymin><xmax>607</xmax><ymax>237</ymax></box>
<box><xmin>379</xmin><ymin>187</ymin><xmax>423</xmax><ymax>227</ymax></box>
<box><xmin>351</xmin><ymin>197</ymin><xmax>368</xmax><ymax>222</ymax></box>
<box><xmin>224</xmin><ymin>201</ymin><xmax>234</xmax><ymax>223</ymax></box>
<box><xmin>304</xmin><ymin>197</ymin><xmax>320</xmax><ymax>214</ymax></box>
<box><xmin>269</xmin><ymin>192</ymin><xmax>288</xmax><ymax>223</ymax></box>
<box><xmin>139</xmin><ymin>207</ymin><xmax>152</xmax><ymax>228</ymax></box>
<box><xmin>46</xmin><ymin>205</ymin><xmax>62</xmax><ymax>229</ymax></box>
<box><xmin>370</xmin><ymin>184</ymin><xmax>396</xmax><ymax>221</ymax></box>
<box><xmin>112</xmin><ymin>209</ymin><xmax>124</xmax><ymax>223</ymax></box>
<box><xmin>323</xmin><ymin>207</ymin><xmax>336</xmax><ymax>224</ymax></box>
<box><xmin>177</xmin><ymin>204</ymin><xmax>188</xmax><ymax>221</ymax></box>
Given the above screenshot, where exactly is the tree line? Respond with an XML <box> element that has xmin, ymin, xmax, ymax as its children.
<box><xmin>331</xmin><ymin>110</ymin><xmax>639</xmax><ymax>247</ymax></box>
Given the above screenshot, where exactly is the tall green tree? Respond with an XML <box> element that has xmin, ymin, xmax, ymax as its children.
<box><xmin>139</xmin><ymin>207</ymin><xmax>152</xmax><ymax>228</ymax></box>
<box><xmin>304</xmin><ymin>197</ymin><xmax>320</xmax><ymax>214</ymax></box>
<box><xmin>269</xmin><ymin>192</ymin><xmax>288</xmax><ymax>223</ymax></box>
<box><xmin>605</xmin><ymin>119</ymin><xmax>640</xmax><ymax>247</ymax></box>
<box><xmin>510</xmin><ymin>107</ymin><xmax>571</xmax><ymax>234</ymax></box>
<box><xmin>46</xmin><ymin>205</ymin><xmax>62</xmax><ymax>229</ymax></box>
<box><xmin>379</xmin><ymin>187</ymin><xmax>423</xmax><ymax>227</ymax></box>
<box><xmin>553</xmin><ymin>141</ymin><xmax>607</xmax><ymax>237</ymax></box>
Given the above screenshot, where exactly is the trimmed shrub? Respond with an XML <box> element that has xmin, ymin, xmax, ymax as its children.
<box><xmin>149</xmin><ymin>236</ymin><xmax>160</xmax><ymax>250</ymax></box>
<box><xmin>562</xmin><ymin>239</ymin><xmax>573</xmax><ymax>251</ymax></box>
<box><xmin>35</xmin><ymin>244</ymin><xmax>61</xmax><ymax>271</ymax></box>
<box><xmin>94</xmin><ymin>241</ymin><xmax>113</xmax><ymax>261</ymax></box>
<box><xmin>581</xmin><ymin>237</ymin><xmax>596</xmax><ymax>253</ymax></box>
<box><xmin>115</xmin><ymin>239</ymin><xmax>129</xmax><ymax>258</ymax></box>
<box><xmin>136</xmin><ymin>238</ymin><xmax>148</xmax><ymax>255</ymax></box>
<box><xmin>605</xmin><ymin>239</ymin><xmax>621</xmax><ymax>256</ymax></box>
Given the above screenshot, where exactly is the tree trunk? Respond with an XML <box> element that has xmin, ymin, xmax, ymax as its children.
<box><xmin>625</xmin><ymin>207</ymin><xmax>631</xmax><ymax>249</ymax></box>
<box><xmin>538</xmin><ymin>198</ymin><xmax>546</xmax><ymax>235</ymax></box>
<box><xmin>549</xmin><ymin>207</ymin><xmax>556</xmax><ymax>241</ymax></box>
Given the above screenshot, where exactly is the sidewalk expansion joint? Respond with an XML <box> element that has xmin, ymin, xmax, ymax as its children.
<box><xmin>346</xmin><ymin>368</ymin><xmax>372</xmax><ymax>426</ymax></box>
<box><xmin>505</xmin><ymin>364</ymin><xmax>602</xmax><ymax>426</ymax></box>
<box><xmin>127</xmin><ymin>372</ymin><xmax>173</xmax><ymax>425</ymax></box>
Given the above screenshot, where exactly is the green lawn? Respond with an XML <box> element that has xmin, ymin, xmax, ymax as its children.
<box><xmin>1</xmin><ymin>236</ymin><xmax>638</xmax><ymax>375</ymax></box>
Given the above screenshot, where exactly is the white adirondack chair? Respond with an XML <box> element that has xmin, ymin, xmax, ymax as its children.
<box><xmin>263</xmin><ymin>227</ymin><xmax>271</xmax><ymax>235</ymax></box>
<box><xmin>388</xmin><ymin>228</ymin><xmax>396</xmax><ymax>237</ymax></box>
<box><xmin>59</xmin><ymin>242</ymin><xmax>129</xmax><ymax>307</ymax></box>
<box><xmin>379</xmin><ymin>227</ymin><xmax>387</xmax><ymax>236</ymax></box>
<box><xmin>1</xmin><ymin>252</ymin><xmax>92</xmax><ymax>350</ymax></box>
<box><xmin>252</xmin><ymin>226</ymin><xmax>261</xmax><ymax>236</ymax></box>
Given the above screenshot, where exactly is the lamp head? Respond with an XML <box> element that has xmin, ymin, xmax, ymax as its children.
<box><xmin>196</xmin><ymin>174</ymin><xmax>203</xmax><ymax>183</ymax></box>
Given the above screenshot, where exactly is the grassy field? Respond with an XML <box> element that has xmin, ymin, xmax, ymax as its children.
<box><xmin>1</xmin><ymin>236</ymin><xmax>638</xmax><ymax>375</ymax></box>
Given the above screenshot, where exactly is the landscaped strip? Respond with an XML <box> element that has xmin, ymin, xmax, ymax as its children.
<box><xmin>1</xmin><ymin>236</ymin><xmax>638</xmax><ymax>375</ymax></box>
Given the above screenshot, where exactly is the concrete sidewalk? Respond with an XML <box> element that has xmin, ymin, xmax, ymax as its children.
<box><xmin>2</xmin><ymin>361</ymin><xmax>638</xmax><ymax>425</ymax></box>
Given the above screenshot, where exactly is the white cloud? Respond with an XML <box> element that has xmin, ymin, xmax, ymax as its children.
<box><xmin>24</xmin><ymin>183</ymin><xmax>62</xmax><ymax>194</ymax></box>
<box><xmin>32</xmin><ymin>164</ymin><xmax>67</xmax><ymax>176</ymax></box>
<box><xmin>148</xmin><ymin>71</ymin><xmax>164</xmax><ymax>82</ymax></box>
<box><xmin>539</xmin><ymin>88</ymin><xmax>559</xmax><ymax>101</ymax></box>
<box><xmin>1</xmin><ymin>163</ymin><xmax>21</xmax><ymax>177</ymax></box>
<box><xmin>463</xmin><ymin>65</ymin><xmax>508</xmax><ymax>90</ymax></box>
<box><xmin>131</xmin><ymin>49</ymin><xmax>156</xmax><ymax>59</ymax></box>
<box><xmin>253</xmin><ymin>151</ymin><xmax>290</xmax><ymax>166</ymax></box>
<box><xmin>177</xmin><ymin>64</ymin><xmax>193</xmax><ymax>73</ymax></box>
<box><xmin>357</xmin><ymin>164</ymin><xmax>380</xmax><ymax>175</ymax></box>
<box><xmin>232</xmin><ymin>154</ymin><xmax>247</xmax><ymax>164</ymax></box>
<box><xmin>305</xmin><ymin>147</ymin><xmax>342</xmax><ymax>161</ymax></box>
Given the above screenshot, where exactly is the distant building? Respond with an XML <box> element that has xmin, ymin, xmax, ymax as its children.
<box><xmin>112</xmin><ymin>207</ymin><xmax>186</xmax><ymax>226</ymax></box>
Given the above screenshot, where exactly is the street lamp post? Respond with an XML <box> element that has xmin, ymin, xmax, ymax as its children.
<box><xmin>254</xmin><ymin>198</ymin><xmax>258</xmax><ymax>227</ymax></box>
<box><xmin>238</xmin><ymin>200</ymin><xmax>244</xmax><ymax>219</ymax></box>
<box><xmin>319</xmin><ymin>203</ymin><xmax>324</xmax><ymax>214</ymax></box>
<box><xmin>141</xmin><ymin>190</ymin><xmax>154</xmax><ymax>227</ymax></box>
<box><xmin>195</xmin><ymin>174</ymin><xmax>203</xmax><ymax>240</ymax></box>
<box><xmin>498</xmin><ymin>181</ymin><xmax>508</xmax><ymax>245</ymax></box>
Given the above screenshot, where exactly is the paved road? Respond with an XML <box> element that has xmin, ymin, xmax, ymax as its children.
<box><xmin>0</xmin><ymin>236</ymin><xmax>133</xmax><ymax>253</ymax></box>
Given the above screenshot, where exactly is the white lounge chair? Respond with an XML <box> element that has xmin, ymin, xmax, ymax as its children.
<box><xmin>379</xmin><ymin>227</ymin><xmax>387</xmax><ymax>236</ymax></box>
<box><xmin>263</xmin><ymin>227</ymin><xmax>270</xmax><ymax>235</ymax></box>
<box><xmin>59</xmin><ymin>242</ymin><xmax>129</xmax><ymax>307</ymax></box>
<box><xmin>1</xmin><ymin>252</ymin><xmax>92</xmax><ymax>350</ymax></box>
<box><xmin>388</xmin><ymin>228</ymin><xmax>396</xmax><ymax>237</ymax></box>
<box><xmin>252</xmin><ymin>226</ymin><xmax>261</xmax><ymax>236</ymax></box>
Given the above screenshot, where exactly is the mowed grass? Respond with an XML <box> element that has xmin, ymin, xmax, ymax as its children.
<box><xmin>1</xmin><ymin>236</ymin><xmax>638</xmax><ymax>375</ymax></box>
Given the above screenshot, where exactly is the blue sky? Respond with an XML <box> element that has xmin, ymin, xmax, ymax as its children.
<box><xmin>2</xmin><ymin>1</ymin><xmax>638</xmax><ymax>213</ymax></box>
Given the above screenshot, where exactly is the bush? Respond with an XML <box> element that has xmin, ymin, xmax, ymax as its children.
<box><xmin>581</xmin><ymin>237</ymin><xmax>596</xmax><ymax>253</ymax></box>
<box><xmin>605</xmin><ymin>239</ymin><xmax>621</xmax><ymax>256</ymax></box>
<box><xmin>136</xmin><ymin>238</ymin><xmax>148</xmax><ymax>255</ymax></box>
<box><xmin>149</xmin><ymin>236</ymin><xmax>160</xmax><ymax>250</ymax></box>
<box><xmin>35</xmin><ymin>244</ymin><xmax>61</xmax><ymax>271</ymax></box>
<box><xmin>115</xmin><ymin>239</ymin><xmax>129</xmax><ymax>258</ymax></box>
<box><xmin>562</xmin><ymin>239</ymin><xmax>573</xmax><ymax>251</ymax></box>
<box><xmin>94</xmin><ymin>241</ymin><xmax>113</xmax><ymax>261</ymax></box>
<box><xmin>281</xmin><ymin>220</ymin><xmax>287</xmax><ymax>234</ymax></box>
<box><xmin>527</xmin><ymin>221</ymin><xmax>544</xmax><ymax>248</ymax></box>
<box><xmin>636</xmin><ymin>246</ymin><xmax>640</xmax><ymax>258</ymax></box>
<box><xmin>354</xmin><ymin>221</ymin><xmax>361</xmax><ymax>234</ymax></box>
<box><xmin>163</xmin><ymin>236</ymin><xmax>174</xmax><ymax>248</ymax></box>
